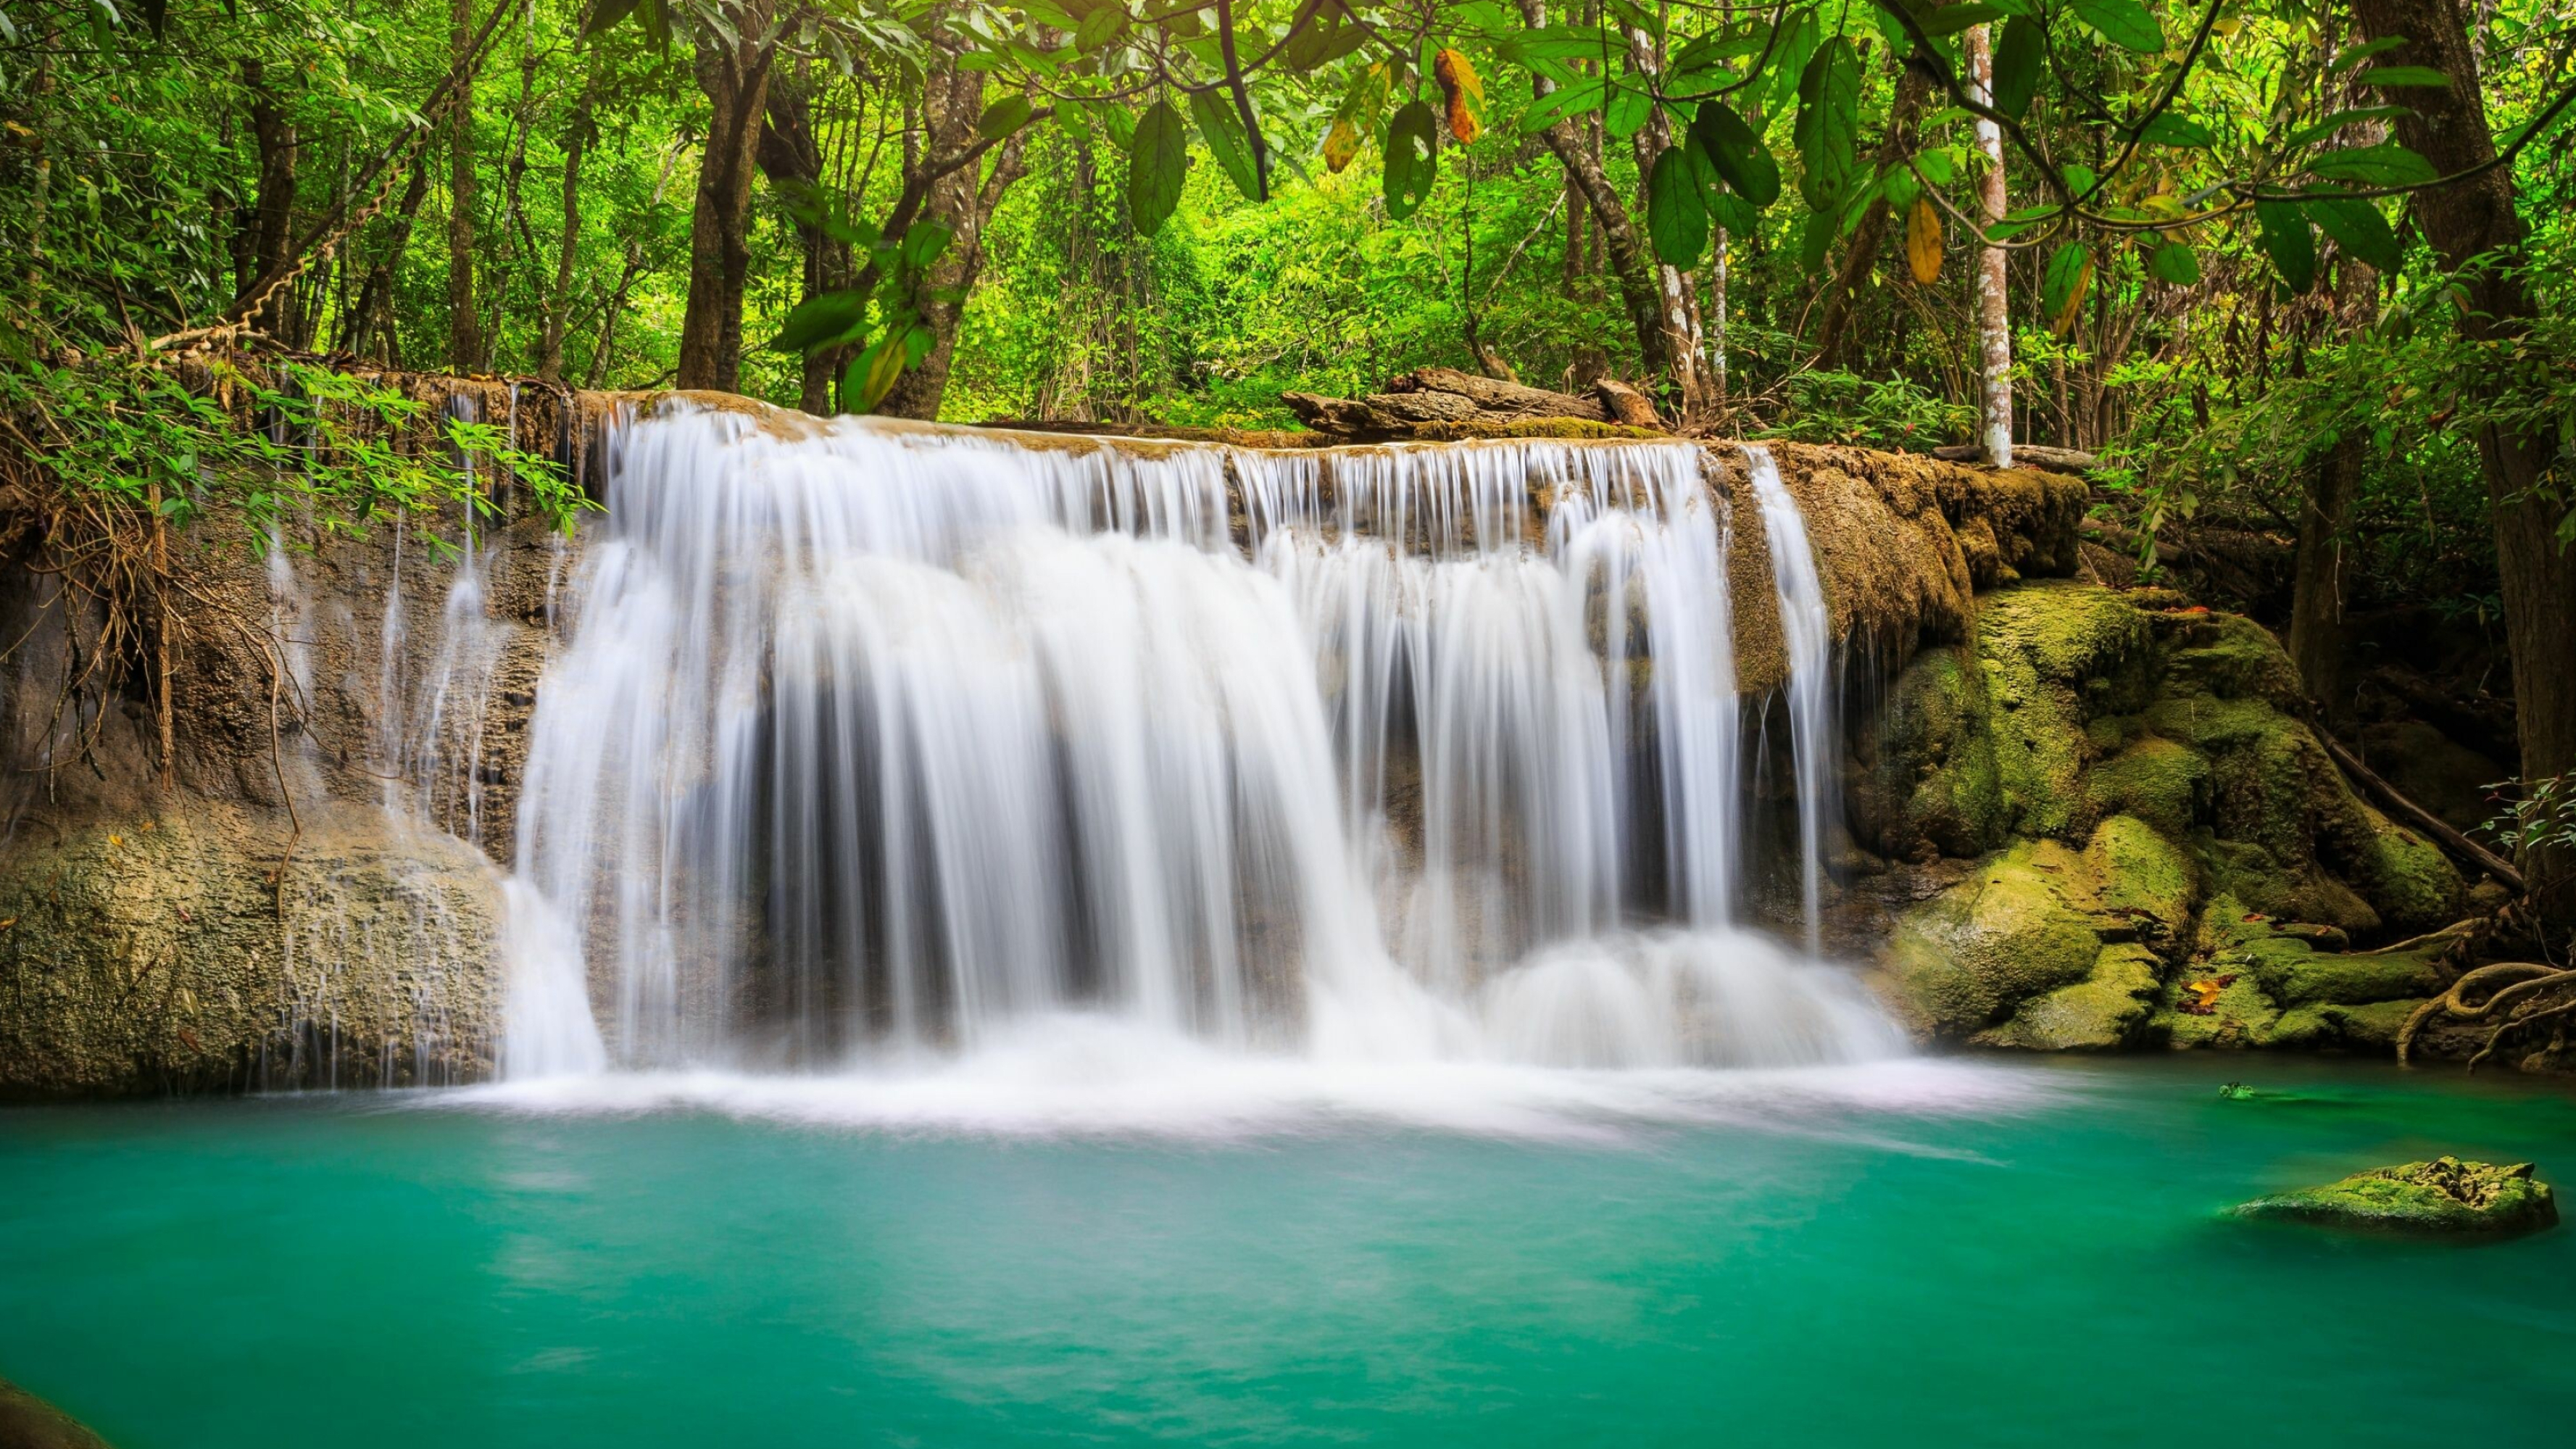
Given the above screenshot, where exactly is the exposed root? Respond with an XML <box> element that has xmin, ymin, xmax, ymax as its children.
<box><xmin>2398</xmin><ymin>960</ymin><xmax>2576</xmax><ymax>1069</ymax></box>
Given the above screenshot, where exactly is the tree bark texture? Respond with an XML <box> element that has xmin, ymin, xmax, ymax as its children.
<box><xmin>1964</xmin><ymin>25</ymin><xmax>2014</xmax><ymax>468</ymax></box>
<box><xmin>2351</xmin><ymin>0</ymin><xmax>2576</xmax><ymax>929</ymax></box>
<box><xmin>676</xmin><ymin>0</ymin><xmax>780</xmax><ymax>393</ymax></box>
<box><xmin>446</xmin><ymin>0</ymin><xmax>484</xmax><ymax>372</ymax></box>
<box><xmin>878</xmin><ymin>47</ymin><xmax>1029</xmax><ymax>421</ymax></box>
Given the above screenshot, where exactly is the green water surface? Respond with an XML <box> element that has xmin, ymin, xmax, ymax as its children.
<box><xmin>3</xmin><ymin>1055</ymin><xmax>2571</xmax><ymax>1447</ymax></box>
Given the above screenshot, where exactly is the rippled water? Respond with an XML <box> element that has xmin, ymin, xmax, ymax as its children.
<box><xmin>4</xmin><ymin>1055</ymin><xmax>2570</xmax><ymax>1446</ymax></box>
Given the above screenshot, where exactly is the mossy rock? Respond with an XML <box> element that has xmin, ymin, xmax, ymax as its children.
<box><xmin>2195</xmin><ymin>836</ymin><xmax>2385</xmax><ymax>939</ymax></box>
<box><xmin>1975</xmin><ymin>942</ymin><xmax>2162</xmax><ymax>1051</ymax></box>
<box><xmin>2084</xmin><ymin>734</ymin><xmax>2209</xmax><ymax>838</ymax></box>
<box><xmin>2085</xmin><ymin>813</ymin><xmax>2197</xmax><ymax>941</ymax></box>
<box><xmin>1974</xmin><ymin>582</ymin><xmax>2153</xmax><ymax>840</ymax></box>
<box><xmin>0</xmin><ymin>1378</ymin><xmax>115</xmax><ymax>1449</ymax></box>
<box><xmin>2157</xmin><ymin>611</ymin><xmax>2307</xmax><ymax>708</ymax></box>
<box><xmin>2152</xmin><ymin>973</ymin><xmax>2282</xmax><ymax>1049</ymax></box>
<box><xmin>1879</xmin><ymin>840</ymin><xmax>2108</xmax><ymax>1037</ymax></box>
<box><xmin>1848</xmin><ymin>645</ymin><xmax>2008</xmax><ymax>860</ymax></box>
<box><xmin>2267</xmin><ymin>998</ymin><xmax>2426</xmax><ymax>1054</ymax></box>
<box><xmin>2232</xmin><ymin>1158</ymin><xmax>2559</xmax><ymax>1237</ymax></box>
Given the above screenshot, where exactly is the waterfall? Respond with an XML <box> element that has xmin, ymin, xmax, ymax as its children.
<box><xmin>1745</xmin><ymin>445</ymin><xmax>1838</xmax><ymax>953</ymax></box>
<box><xmin>500</xmin><ymin>405</ymin><xmax>1901</xmax><ymax>1077</ymax></box>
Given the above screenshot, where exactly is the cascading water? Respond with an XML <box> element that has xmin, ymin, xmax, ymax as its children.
<box><xmin>500</xmin><ymin>405</ymin><xmax>1903</xmax><ymax>1079</ymax></box>
<box><xmin>1746</xmin><ymin>444</ymin><xmax>1839</xmax><ymax>952</ymax></box>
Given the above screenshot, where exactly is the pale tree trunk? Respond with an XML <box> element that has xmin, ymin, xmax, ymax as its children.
<box><xmin>1964</xmin><ymin>25</ymin><xmax>2014</xmax><ymax>467</ymax></box>
<box><xmin>2353</xmin><ymin>0</ymin><xmax>2576</xmax><ymax>929</ymax></box>
<box><xmin>1622</xmin><ymin>24</ymin><xmax>1713</xmax><ymax>419</ymax></box>
<box><xmin>1708</xmin><ymin>229</ymin><xmax>1728</xmax><ymax>406</ymax></box>
<box><xmin>446</xmin><ymin>0</ymin><xmax>483</xmax><ymax>373</ymax></box>
<box><xmin>676</xmin><ymin>0</ymin><xmax>781</xmax><ymax>393</ymax></box>
<box><xmin>1516</xmin><ymin>0</ymin><xmax>1683</xmax><ymax>401</ymax></box>
<box><xmin>877</xmin><ymin>49</ymin><xmax>1031</xmax><ymax>421</ymax></box>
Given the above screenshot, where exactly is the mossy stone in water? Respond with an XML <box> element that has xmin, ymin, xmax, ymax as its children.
<box><xmin>2233</xmin><ymin>1158</ymin><xmax>2559</xmax><ymax>1238</ymax></box>
<box><xmin>0</xmin><ymin>1378</ymin><xmax>115</xmax><ymax>1449</ymax></box>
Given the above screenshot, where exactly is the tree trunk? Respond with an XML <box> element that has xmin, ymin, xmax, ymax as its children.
<box><xmin>877</xmin><ymin>50</ymin><xmax>1029</xmax><ymax>421</ymax></box>
<box><xmin>1515</xmin><ymin>0</ymin><xmax>1683</xmax><ymax>398</ymax></box>
<box><xmin>1964</xmin><ymin>25</ymin><xmax>2014</xmax><ymax>468</ymax></box>
<box><xmin>676</xmin><ymin>0</ymin><xmax>780</xmax><ymax>393</ymax></box>
<box><xmin>1812</xmin><ymin>68</ymin><xmax>1931</xmax><ymax>371</ymax></box>
<box><xmin>1621</xmin><ymin>25</ymin><xmax>1713</xmax><ymax>419</ymax></box>
<box><xmin>347</xmin><ymin>158</ymin><xmax>433</xmax><ymax>364</ymax></box>
<box><xmin>537</xmin><ymin>66</ymin><xmax>595</xmax><ymax>383</ymax></box>
<box><xmin>756</xmin><ymin>72</ymin><xmax>854</xmax><ymax>415</ymax></box>
<box><xmin>242</xmin><ymin>62</ymin><xmax>302</xmax><ymax>344</ymax></box>
<box><xmin>446</xmin><ymin>0</ymin><xmax>483</xmax><ymax>373</ymax></box>
<box><xmin>2352</xmin><ymin>0</ymin><xmax>2576</xmax><ymax>929</ymax></box>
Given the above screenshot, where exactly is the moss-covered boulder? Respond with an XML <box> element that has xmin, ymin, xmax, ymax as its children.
<box><xmin>1881</xmin><ymin>840</ymin><xmax>2112</xmax><ymax>1037</ymax></box>
<box><xmin>2085</xmin><ymin>813</ymin><xmax>2196</xmax><ymax>940</ymax></box>
<box><xmin>1848</xmin><ymin>645</ymin><xmax>2010</xmax><ymax>860</ymax></box>
<box><xmin>1975</xmin><ymin>942</ymin><xmax>2162</xmax><ymax>1050</ymax></box>
<box><xmin>2232</xmin><ymin>1158</ymin><xmax>2559</xmax><ymax>1237</ymax></box>
<box><xmin>1975</xmin><ymin>581</ymin><xmax>2153</xmax><ymax>839</ymax></box>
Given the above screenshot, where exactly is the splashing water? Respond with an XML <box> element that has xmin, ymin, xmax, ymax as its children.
<box><xmin>499</xmin><ymin>407</ymin><xmax>1903</xmax><ymax>1079</ymax></box>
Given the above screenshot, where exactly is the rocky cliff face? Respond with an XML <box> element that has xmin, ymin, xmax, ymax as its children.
<box><xmin>0</xmin><ymin>385</ymin><xmax>576</xmax><ymax>1097</ymax></box>
<box><xmin>1839</xmin><ymin>579</ymin><xmax>2493</xmax><ymax>1061</ymax></box>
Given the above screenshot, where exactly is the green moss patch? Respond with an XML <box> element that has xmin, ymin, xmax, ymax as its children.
<box><xmin>2232</xmin><ymin>1158</ymin><xmax>2558</xmax><ymax>1237</ymax></box>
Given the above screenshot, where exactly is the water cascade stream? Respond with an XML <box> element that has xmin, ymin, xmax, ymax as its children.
<box><xmin>500</xmin><ymin>407</ymin><xmax>1903</xmax><ymax>1079</ymax></box>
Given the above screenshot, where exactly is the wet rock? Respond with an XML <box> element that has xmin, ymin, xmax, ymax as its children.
<box><xmin>2232</xmin><ymin>1158</ymin><xmax>2559</xmax><ymax>1237</ymax></box>
<box><xmin>0</xmin><ymin>1377</ymin><xmax>116</xmax><ymax>1449</ymax></box>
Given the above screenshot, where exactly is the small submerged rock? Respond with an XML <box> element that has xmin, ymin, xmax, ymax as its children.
<box><xmin>0</xmin><ymin>1377</ymin><xmax>116</xmax><ymax>1449</ymax></box>
<box><xmin>2232</xmin><ymin>1158</ymin><xmax>2559</xmax><ymax>1238</ymax></box>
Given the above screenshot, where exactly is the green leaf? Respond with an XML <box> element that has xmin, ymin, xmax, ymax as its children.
<box><xmin>1795</xmin><ymin>36</ymin><xmax>1863</xmax><ymax>212</ymax></box>
<box><xmin>1647</xmin><ymin>147</ymin><xmax>1709</xmax><ymax>267</ymax></box>
<box><xmin>583</xmin><ymin>0</ymin><xmax>641</xmax><ymax>38</ymax></box>
<box><xmin>2306</xmin><ymin>196</ymin><xmax>2404</xmax><ymax>272</ymax></box>
<box><xmin>2357</xmin><ymin>65</ymin><xmax>2453</xmax><ymax>89</ymax></box>
<box><xmin>1921</xmin><ymin>4</ymin><xmax>2008</xmax><ymax>38</ymax></box>
<box><xmin>1679</xmin><ymin>135</ymin><xmax>1728</xmax><ymax>215</ymax></box>
<box><xmin>2066</xmin><ymin>0</ymin><xmax>2163</xmax><ymax>54</ymax></box>
<box><xmin>1604</xmin><ymin>83</ymin><xmax>1653</xmax><ymax>141</ymax></box>
<box><xmin>1384</xmin><ymin>100</ymin><xmax>1439</xmax><ymax>220</ymax></box>
<box><xmin>2306</xmin><ymin>141</ymin><xmax>2436</xmax><ymax>186</ymax></box>
<box><xmin>2148</xmin><ymin>241</ymin><xmax>2199</xmax><ymax>286</ymax></box>
<box><xmin>1519</xmin><ymin>75</ymin><xmax>1606</xmax><ymax>136</ymax></box>
<box><xmin>2283</xmin><ymin>106</ymin><xmax>2414</xmax><ymax>149</ymax></box>
<box><xmin>1691</xmin><ymin>101</ymin><xmax>1779</xmax><ymax>208</ymax></box>
<box><xmin>1708</xmin><ymin>191</ymin><xmax>1761</xmax><ymax>236</ymax></box>
<box><xmin>2137</xmin><ymin>112</ymin><xmax>2214</xmax><ymax>148</ymax></box>
<box><xmin>768</xmin><ymin>290</ymin><xmax>869</xmax><ymax>356</ymax></box>
<box><xmin>1075</xmin><ymin>5</ymin><xmax>1128</xmax><ymax>54</ymax></box>
<box><xmin>1128</xmin><ymin>100</ymin><xmax>1189</xmax><ymax>233</ymax></box>
<box><xmin>842</xmin><ymin>334</ymin><xmax>908</xmax><ymax>414</ymax></box>
<box><xmin>1188</xmin><ymin>90</ymin><xmax>1262</xmax><ymax>200</ymax></box>
<box><xmin>899</xmin><ymin>220</ymin><xmax>954</xmax><ymax>270</ymax></box>
<box><xmin>976</xmin><ymin>96</ymin><xmax>1034</xmax><ymax>141</ymax></box>
<box><xmin>2256</xmin><ymin>200</ymin><xmax>2317</xmax><ymax>292</ymax></box>
<box><xmin>1992</xmin><ymin>14</ymin><xmax>2045</xmax><ymax>121</ymax></box>
<box><xmin>2329</xmin><ymin>36</ymin><xmax>2408</xmax><ymax>72</ymax></box>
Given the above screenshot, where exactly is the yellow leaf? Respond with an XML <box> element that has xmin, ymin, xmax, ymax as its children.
<box><xmin>0</xmin><ymin>917</ymin><xmax>17</xmax><ymax>931</ymax></box>
<box><xmin>2049</xmin><ymin>255</ymin><xmax>2094</xmax><ymax>338</ymax></box>
<box><xmin>107</xmin><ymin>834</ymin><xmax>122</xmax><ymax>847</ymax></box>
<box><xmin>1434</xmin><ymin>49</ymin><xmax>1483</xmax><ymax>145</ymax></box>
<box><xmin>1906</xmin><ymin>197</ymin><xmax>1943</xmax><ymax>284</ymax></box>
<box><xmin>1324</xmin><ymin>116</ymin><xmax>1361</xmax><ymax>173</ymax></box>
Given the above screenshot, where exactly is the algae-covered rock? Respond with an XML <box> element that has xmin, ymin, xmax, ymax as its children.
<box><xmin>1880</xmin><ymin>840</ymin><xmax>2108</xmax><ymax>1037</ymax></box>
<box><xmin>2083</xmin><ymin>735</ymin><xmax>2209</xmax><ymax>839</ymax></box>
<box><xmin>0</xmin><ymin>1377</ymin><xmax>116</xmax><ymax>1449</ymax></box>
<box><xmin>1976</xmin><ymin>942</ymin><xmax>2161</xmax><ymax>1050</ymax></box>
<box><xmin>1974</xmin><ymin>581</ymin><xmax>2153</xmax><ymax>839</ymax></box>
<box><xmin>1848</xmin><ymin>646</ymin><xmax>2010</xmax><ymax>860</ymax></box>
<box><xmin>2085</xmin><ymin>813</ymin><xmax>2196</xmax><ymax>940</ymax></box>
<box><xmin>2232</xmin><ymin>1158</ymin><xmax>2559</xmax><ymax>1237</ymax></box>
